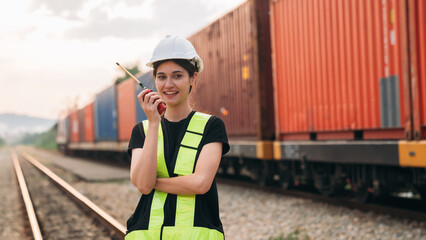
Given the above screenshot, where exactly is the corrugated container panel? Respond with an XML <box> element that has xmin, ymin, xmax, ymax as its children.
<box><xmin>117</xmin><ymin>79</ymin><xmax>137</xmax><ymax>141</ymax></box>
<box><xmin>415</xmin><ymin>0</ymin><xmax>426</xmax><ymax>137</ymax></box>
<box><xmin>56</xmin><ymin>117</ymin><xmax>69</xmax><ymax>144</ymax></box>
<box><xmin>78</xmin><ymin>108</ymin><xmax>85</xmax><ymax>142</ymax></box>
<box><xmin>66</xmin><ymin>115</ymin><xmax>71</xmax><ymax>142</ymax></box>
<box><xmin>69</xmin><ymin>110</ymin><xmax>79</xmax><ymax>143</ymax></box>
<box><xmin>136</xmin><ymin>72</ymin><xmax>155</xmax><ymax>123</ymax></box>
<box><xmin>94</xmin><ymin>85</ymin><xmax>118</xmax><ymax>141</ymax></box>
<box><xmin>188</xmin><ymin>0</ymin><xmax>274</xmax><ymax>139</ymax></box>
<box><xmin>270</xmin><ymin>0</ymin><xmax>408</xmax><ymax>139</ymax></box>
<box><xmin>83</xmin><ymin>103</ymin><xmax>94</xmax><ymax>142</ymax></box>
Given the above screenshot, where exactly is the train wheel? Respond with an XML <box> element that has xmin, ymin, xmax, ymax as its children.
<box><xmin>218</xmin><ymin>161</ymin><xmax>230</xmax><ymax>176</ymax></box>
<box><xmin>313</xmin><ymin>165</ymin><xmax>343</xmax><ymax>196</ymax></box>
<box><xmin>278</xmin><ymin>162</ymin><xmax>292</xmax><ymax>190</ymax></box>
<box><xmin>354</xmin><ymin>183</ymin><xmax>373</xmax><ymax>202</ymax></box>
<box><xmin>254</xmin><ymin>161</ymin><xmax>270</xmax><ymax>186</ymax></box>
<box><xmin>232</xmin><ymin>158</ymin><xmax>242</xmax><ymax>177</ymax></box>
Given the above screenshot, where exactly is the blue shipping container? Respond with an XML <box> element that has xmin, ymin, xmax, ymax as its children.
<box><xmin>136</xmin><ymin>71</ymin><xmax>157</xmax><ymax>122</ymax></box>
<box><xmin>94</xmin><ymin>85</ymin><xmax>118</xmax><ymax>141</ymax></box>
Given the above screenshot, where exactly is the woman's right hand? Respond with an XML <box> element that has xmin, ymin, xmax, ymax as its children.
<box><xmin>137</xmin><ymin>89</ymin><xmax>163</xmax><ymax>123</ymax></box>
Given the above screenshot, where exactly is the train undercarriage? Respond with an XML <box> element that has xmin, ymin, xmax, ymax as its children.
<box><xmin>219</xmin><ymin>157</ymin><xmax>426</xmax><ymax>202</ymax></box>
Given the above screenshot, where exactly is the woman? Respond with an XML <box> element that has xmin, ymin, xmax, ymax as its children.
<box><xmin>126</xmin><ymin>35</ymin><xmax>230</xmax><ymax>240</ymax></box>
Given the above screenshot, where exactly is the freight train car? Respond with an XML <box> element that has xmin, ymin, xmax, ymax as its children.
<box><xmin>56</xmin><ymin>0</ymin><xmax>426</xmax><ymax>201</ymax></box>
<box><xmin>187</xmin><ymin>0</ymin><xmax>276</xmax><ymax>180</ymax></box>
<box><xmin>56</xmin><ymin>116</ymin><xmax>69</xmax><ymax>153</ymax></box>
<box><xmin>65</xmin><ymin>72</ymin><xmax>154</xmax><ymax>156</ymax></box>
<box><xmin>268</xmin><ymin>0</ymin><xmax>426</xmax><ymax>200</ymax></box>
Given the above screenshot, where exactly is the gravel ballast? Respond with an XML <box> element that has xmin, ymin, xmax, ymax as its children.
<box><xmin>0</xmin><ymin>149</ymin><xmax>31</xmax><ymax>239</ymax></box>
<box><xmin>23</xmin><ymin>148</ymin><xmax>426</xmax><ymax>240</ymax></box>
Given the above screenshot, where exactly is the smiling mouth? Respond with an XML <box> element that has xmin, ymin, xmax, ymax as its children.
<box><xmin>164</xmin><ymin>91</ymin><xmax>178</xmax><ymax>95</ymax></box>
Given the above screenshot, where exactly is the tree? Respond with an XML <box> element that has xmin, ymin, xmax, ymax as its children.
<box><xmin>115</xmin><ymin>64</ymin><xmax>141</xmax><ymax>84</ymax></box>
<box><xmin>18</xmin><ymin>126</ymin><xmax>57</xmax><ymax>150</ymax></box>
<box><xmin>0</xmin><ymin>137</ymin><xmax>5</xmax><ymax>146</ymax></box>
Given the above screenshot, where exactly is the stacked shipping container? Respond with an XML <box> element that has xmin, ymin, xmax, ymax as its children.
<box><xmin>270</xmin><ymin>0</ymin><xmax>410</xmax><ymax>140</ymax></box>
<box><xmin>188</xmin><ymin>0</ymin><xmax>274</xmax><ymax>140</ymax></box>
<box><xmin>56</xmin><ymin>117</ymin><xmax>69</xmax><ymax>145</ymax></box>
<box><xmin>136</xmin><ymin>72</ymin><xmax>154</xmax><ymax>123</ymax></box>
<box><xmin>78</xmin><ymin>109</ymin><xmax>85</xmax><ymax>142</ymax></box>
<box><xmin>117</xmin><ymin>79</ymin><xmax>137</xmax><ymax>141</ymax></box>
<box><xmin>116</xmin><ymin>72</ymin><xmax>155</xmax><ymax>141</ymax></box>
<box><xmin>94</xmin><ymin>85</ymin><xmax>118</xmax><ymax>141</ymax></box>
<box><xmin>82</xmin><ymin>103</ymin><xmax>94</xmax><ymax>142</ymax></box>
<box><xmin>69</xmin><ymin>110</ymin><xmax>79</xmax><ymax>143</ymax></box>
<box><xmin>410</xmin><ymin>0</ymin><xmax>426</xmax><ymax>139</ymax></box>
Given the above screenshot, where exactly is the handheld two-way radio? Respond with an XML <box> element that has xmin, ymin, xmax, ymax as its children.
<box><xmin>116</xmin><ymin>62</ymin><xmax>167</xmax><ymax>115</ymax></box>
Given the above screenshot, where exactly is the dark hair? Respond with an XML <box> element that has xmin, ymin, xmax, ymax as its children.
<box><xmin>153</xmin><ymin>59</ymin><xmax>197</xmax><ymax>77</ymax></box>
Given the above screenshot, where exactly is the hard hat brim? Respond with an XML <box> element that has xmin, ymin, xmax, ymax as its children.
<box><xmin>146</xmin><ymin>57</ymin><xmax>204</xmax><ymax>73</ymax></box>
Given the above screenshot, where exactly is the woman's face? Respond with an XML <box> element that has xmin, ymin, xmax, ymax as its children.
<box><xmin>155</xmin><ymin>61</ymin><xmax>196</xmax><ymax>107</ymax></box>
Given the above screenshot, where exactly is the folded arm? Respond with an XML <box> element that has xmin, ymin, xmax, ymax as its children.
<box><xmin>130</xmin><ymin>122</ymin><xmax>159</xmax><ymax>195</ymax></box>
<box><xmin>154</xmin><ymin>142</ymin><xmax>223</xmax><ymax>195</ymax></box>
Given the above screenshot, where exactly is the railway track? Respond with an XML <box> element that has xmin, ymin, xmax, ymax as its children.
<box><xmin>217</xmin><ymin>175</ymin><xmax>426</xmax><ymax>223</ymax></box>
<box><xmin>11</xmin><ymin>149</ymin><xmax>126</xmax><ymax>240</ymax></box>
<box><xmin>8</xmin><ymin>146</ymin><xmax>426</xmax><ymax>239</ymax></box>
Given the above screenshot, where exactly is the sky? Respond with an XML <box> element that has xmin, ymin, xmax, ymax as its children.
<box><xmin>0</xmin><ymin>0</ymin><xmax>246</xmax><ymax>120</ymax></box>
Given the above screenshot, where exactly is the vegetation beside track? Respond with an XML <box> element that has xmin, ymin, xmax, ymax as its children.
<box><xmin>18</xmin><ymin>126</ymin><xmax>56</xmax><ymax>149</ymax></box>
<box><xmin>0</xmin><ymin>137</ymin><xmax>5</xmax><ymax>146</ymax></box>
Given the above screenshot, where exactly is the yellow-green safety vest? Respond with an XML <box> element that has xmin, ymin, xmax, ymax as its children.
<box><xmin>126</xmin><ymin>112</ymin><xmax>224</xmax><ymax>240</ymax></box>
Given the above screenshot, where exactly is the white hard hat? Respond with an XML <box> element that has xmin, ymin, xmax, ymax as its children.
<box><xmin>146</xmin><ymin>35</ymin><xmax>204</xmax><ymax>73</ymax></box>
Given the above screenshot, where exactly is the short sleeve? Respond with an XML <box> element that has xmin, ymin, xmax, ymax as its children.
<box><xmin>127</xmin><ymin>123</ymin><xmax>145</xmax><ymax>157</ymax></box>
<box><xmin>202</xmin><ymin>116</ymin><xmax>230</xmax><ymax>155</ymax></box>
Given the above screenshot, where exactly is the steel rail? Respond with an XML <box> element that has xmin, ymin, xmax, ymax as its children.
<box><xmin>11</xmin><ymin>150</ymin><xmax>43</xmax><ymax>240</ymax></box>
<box><xmin>20</xmin><ymin>151</ymin><xmax>127</xmax><ymax>239</ymax></box>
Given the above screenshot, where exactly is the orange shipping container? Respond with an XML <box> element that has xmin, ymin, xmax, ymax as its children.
<box><xmin>83</xmin><ymin>103</ymin><xmax>95</xmax><ymax>142</ymax></box>
<box><xmin>117</xmin><ymin>79</ymin><xmax>137</xmax><ymax>141</ymax></box>
<box><xmin>69</xmin><ymin>110</ymin><xmax>79</xmax><ymax>143</ymax></box>
<box><xmin>189</xmin><ymin>0</ymin><xmax>274</xmax><ymax>139</ymax></box>
<box><xmin>409</xmin><ymin>0</ymin><xmax>426</xmax><ymax>139</ymax></box>
<box><xmin>78</xmin><ymin>108</ymin><xmax>85</xmax><ymax>142</ymax></box>
<box><xmin>270</xmin><ymin>0</ymin><xmax>411</xmax><ymax>140</ymax></box>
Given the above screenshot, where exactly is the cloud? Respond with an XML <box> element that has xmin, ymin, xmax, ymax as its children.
<box><xmin>150</xmin><ymin>0</ymin><xmax>217</xmax><ymax>33</ymax></box>
<box><xmin>28</xmin><ymin>0</ymin><xmax>86</xmax><ymax>21</ymax></box>
<box><xmin>15</xmin><ymin>26</ymin><xmax>38</xmax><ymax>38</ymax></box>
<box><xmin>25</xmin><ymin>0</ymin><xmax>245</xmax><ymax>41</ymax></box>
<box><xmin>62</xmin><ymin>0</ymin><xmax>219</xmax><ymax>41</ymax></box>
<box><xmin>64</xmin><ymin>9</ymin><xmax>159</xmax><ymax>40</ymax></box>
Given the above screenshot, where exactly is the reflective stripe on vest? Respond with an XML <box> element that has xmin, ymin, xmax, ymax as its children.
<box><xmin>126</xmin><ymin>112</ymin><xmax>224</xmax><ymax>239</ymax></box>
<box><xmin>174</xmin><ymin>112</ymin><xmax>211</xmax><ymax>227</ymax></box>
<box><xmin>142</xmin><ymin>121</ymin><xmax>169</xmax><ymax>231</ymax></box>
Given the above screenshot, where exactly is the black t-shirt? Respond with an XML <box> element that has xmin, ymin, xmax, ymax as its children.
<box><xmin>126</xmin><ymin>111</ymin><xmax>230</xmax><ymax>235</ymax></box>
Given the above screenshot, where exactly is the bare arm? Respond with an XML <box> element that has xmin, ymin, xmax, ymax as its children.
<box><xmin>130</xmin><ymin>89</ymin><xmax>163</xmax><ymax>194</ymax></box>
<box><xmin>154</xmin><ymin>142</ymin><xmax>223</xmax><ymax>195</ymax></box>
<box><xmin>130</xmin><ymin>123</ymin><xmax>159</xmax><ymax>194</ymax></box>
